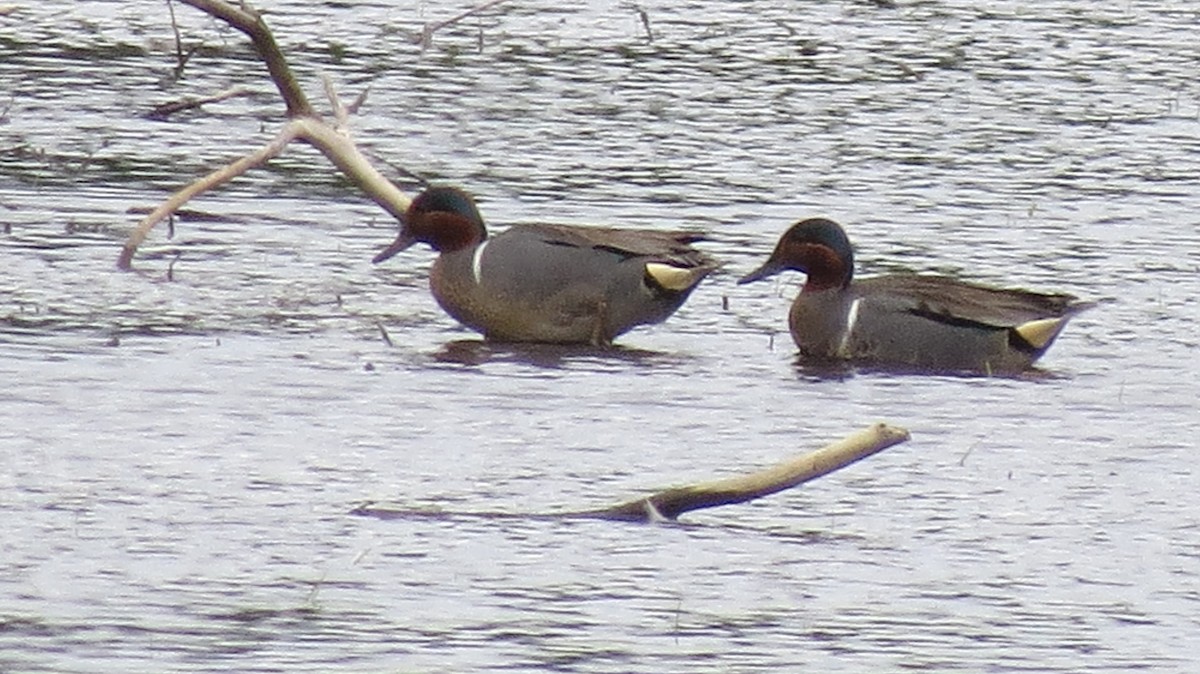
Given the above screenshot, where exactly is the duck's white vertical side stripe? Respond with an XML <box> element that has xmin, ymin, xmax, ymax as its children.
<box><xmin>837</xmin><ymin>298</ymin><xmax>861</xmax><ymax>357</ymax></box>
<box><xmin>471</xmin><ymin>240</ymin><xmax>490</xmax><ymax>285</ymax></box>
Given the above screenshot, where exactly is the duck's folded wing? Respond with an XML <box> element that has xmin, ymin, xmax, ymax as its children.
<box><xmin>857</xmin><ymin>274</ymin><xmax>1090</xmax><ymax>328</ymax></box>
<box><xmin>514</xmin><ymin>223</ymin><xmax>715</xmax><ymax>268</ymax></box>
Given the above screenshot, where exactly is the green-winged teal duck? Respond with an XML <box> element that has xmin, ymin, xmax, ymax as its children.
<box><xmin>373</xmin><ymin>186</ymin><xmax>718</xmax><ymax>345</ymax></box>
<box><xmin>738</xmin><ymin>218</ymin><xmax>1092</xmax><ymax>373</ymax></box>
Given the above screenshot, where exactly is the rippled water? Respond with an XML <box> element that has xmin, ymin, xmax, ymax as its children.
<box><xmin>2</xmin><ymin>1</ymin><xmax>1199</xmax><ymax>671</ymax></box>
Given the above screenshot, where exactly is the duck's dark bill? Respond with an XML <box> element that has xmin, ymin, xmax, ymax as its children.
<box><xmin>738</xmin><ymin>261</ymin><xmax>783</xmax><ymax>285</ymax></box>
<box><xmin>372</xmin><ymin>232</ymin><xmax>417</xmax><ymax>264</ymax></box>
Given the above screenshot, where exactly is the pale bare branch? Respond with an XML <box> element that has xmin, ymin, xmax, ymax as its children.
<box><xmin>119</xmin><ymin>0</ymin><xmax>411</xmax><ymax>269</ymax></box>
<box><xmin>118</xmin><ymin>121</ymin><xmax>300</xmax><ymax>270</ymax></box>
<box><xmin>352</xmin><ymin>424</ymin><xmax>912</xmax><ymax>524</ymax></box>
<box><xmin>596</xmin><ymin>422</ymin><xmax>911</xmax><ymax>522</ymax></box>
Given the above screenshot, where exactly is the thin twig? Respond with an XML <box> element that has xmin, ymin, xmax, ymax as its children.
<box><xmin>635</xmin><ymin>6</ymin><xmax>653</xmax><ymax>41</ymax></box>
<box><xmin>168</xmin><ymin>0</ymin><xmax>185</xmax><ymax>79</ymax></box>
<box><xmin>322</xmin><ymin>74</ymin><xmax>350</xmax><ymax>130</ymax></box>
<box><xmin>144</xmin><ymin>87</ymin><xmax>253</xmax><ymax>120</ymax></box>
<box><xmin>376</xmin><ymin>321</ymin><xmax>394</xmax><ymax>348</ymax></box>
<box><xmin>417</xmin><ymin>0</ymin><xmax>513</xmax><ymax>49</ymax></box>
<box><xmin>167</xmin><ymin>0</ymin><xmax>204</xmax><ymax>82</ymax></box>
<box><xmin>346</xmin><ymin>88</ymin><xmax>370</xmax><ymax>116</ymax></box>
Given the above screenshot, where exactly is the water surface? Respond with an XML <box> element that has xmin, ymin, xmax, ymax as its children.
<box><xmin>2</xmin><ymin>1</ymin><xmax>1198</xmax><ymax>671</ymax></box>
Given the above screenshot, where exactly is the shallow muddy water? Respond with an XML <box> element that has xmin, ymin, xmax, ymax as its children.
<box><xmin>2</xmin><ymin>1</ymin><xmax>1199</xmax><ymax>671</ymax></box>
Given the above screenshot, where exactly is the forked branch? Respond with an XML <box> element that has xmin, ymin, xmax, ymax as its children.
<box><xmin>117</xmin><ymin>0</ymin><xmax>410</xmax><ymax>270</ymax></box>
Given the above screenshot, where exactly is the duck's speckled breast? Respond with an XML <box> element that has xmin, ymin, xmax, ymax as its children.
<box><xmin>788</xmin><ymin>289</ymin><xmax>856</xmax><ymax>357</ymax></box>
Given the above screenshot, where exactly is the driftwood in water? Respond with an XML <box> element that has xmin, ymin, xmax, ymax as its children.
<box><xmin>593</xmin><ymin>422</ymin><xmax>909</xmax><ymax>521</ymax></box>
<box><xmin>117</xmin><ymin>0</ymin><xmax>412</xmax><ymax>270</ymax></box>
<box><xmin>353</xmin><ymin>423</ymin><xmax>911</xmax><ymax>524</ymax></box>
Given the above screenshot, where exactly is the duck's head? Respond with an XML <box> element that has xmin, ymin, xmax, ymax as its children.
<box><xmin>737</xmin><ymin>217</ymin><xmax>854</xmax><ymax>291</ymax></box>
<box><xmin>373</xmin><ymin>186</ymin><xmax>488</xmax><ymax>263</ymax></box>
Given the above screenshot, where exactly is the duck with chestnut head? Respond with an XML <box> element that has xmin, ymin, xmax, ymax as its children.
<box><xmin>738</xmin><ymin>218</ymin><xmax>1092</xmax><ymax>373</ymax></box>
<box><xmin>374</xmin><ymin>186</ymin><xmax>718</xmax><ymax>346</ymax></box>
